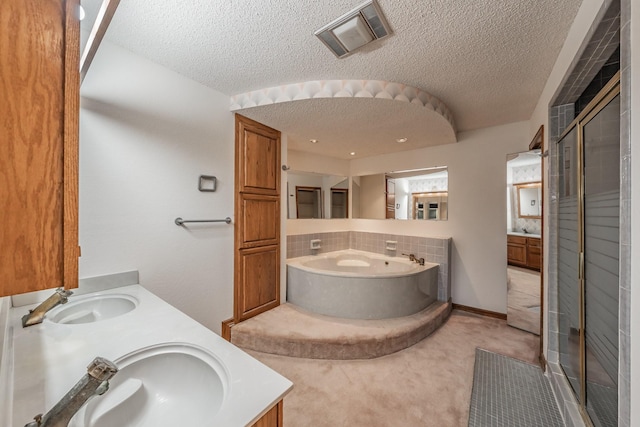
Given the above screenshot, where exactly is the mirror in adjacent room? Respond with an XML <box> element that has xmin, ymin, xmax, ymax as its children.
<box><xmin>516</xmin><ymin>182</ymin><xmax>542</xmax><ymax>218</ymax></box>
<box><xmin>506</xmin><ymin>149</ymin><xmax>542</xmax><ymax>336</ymax></box>
<box><xmin>352</xmin><ymin>167</ymin><xmax>448</xmax><ymax>220</ymax></box>
<box><xmin>286</xmin><ymin>171</ymin><xmax>348</xmax><ymax>219</ymax></box>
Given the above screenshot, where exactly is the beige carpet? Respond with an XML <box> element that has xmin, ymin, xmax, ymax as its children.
<box><xmin>231</xmin><ymin>302</ymin><xmax>451</xmax><ymax>359</ymax></box>
<box><xmin>245</xmin><ymin>310</ymin><xmax>540</xmax><ymax>427</ymax></box>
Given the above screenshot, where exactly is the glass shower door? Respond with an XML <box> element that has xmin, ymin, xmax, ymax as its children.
<box><xmin>557</xmin><ymin>126</ymin><xmax>581</xmax><ymax>398</ymax></box>
<box><xmin>555</xmin><ymin>73</ymin><xmax>620</xmax><ymax>427</ymax></box>
<box><xmin>583</xmin><ymin>93</ymin><xmax>620</xmax><ymax>427</ymax></box>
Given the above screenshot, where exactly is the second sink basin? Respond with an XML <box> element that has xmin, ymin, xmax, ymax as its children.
<box><xmin>70</xmin><ymin>343</ymin><xmax>229</xmax><ymax>427</ymax></box>
<box><xmin>48</xmin><ymin>294</ymin><xmax>138</xmax><ymax>325</ymax></box>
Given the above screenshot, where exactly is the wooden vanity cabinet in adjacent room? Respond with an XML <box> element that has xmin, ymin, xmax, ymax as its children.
<box><xmin>507</xmin><ymin>235</ymin><xmax>541</xmax><ymax>271</ymax></box>
<box><xmin>526</xmin><ymin>237</ymin><xmax>541</xmax><ymax>271</ymax></box>
<box><xmin>507</xmin><ymin>235</ymin><xmax>527</xmax><ymax>266</ymax></box>
<box><xmin>0</xmin><ymin>0</ymin><xmax>80</xmax><ymax>297</ymax></box>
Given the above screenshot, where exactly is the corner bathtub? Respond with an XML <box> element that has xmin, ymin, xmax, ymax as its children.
<box><xmin>286</xmin><ymin>250</ymin><xmax>439</xmax><ymax>319</ymax></box>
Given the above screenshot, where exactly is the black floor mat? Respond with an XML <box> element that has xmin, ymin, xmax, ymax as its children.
<box><xmin>468</xmin><ymin>348</ymin><xmax>563</xmax><ymax>426</ymax></box>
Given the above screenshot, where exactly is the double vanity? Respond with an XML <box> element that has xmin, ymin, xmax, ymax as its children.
<box><xmin>4</xmin><ymin>283</ymin><xmax>292</xmax><ymax>426</ymax></box>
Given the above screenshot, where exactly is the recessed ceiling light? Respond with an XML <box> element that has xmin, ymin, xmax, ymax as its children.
<box><xmin>350</xmin><ymin>152</ymin><xmax>356</xmax><ymax>156</ymax></box>
<box><xmin>310</xmin><ymin>139</ymin><xmax>319</xmax><ymax>144</ymax></box>
<box><xmin>396</xmin><ymin>137</ymin><xmax>408</xmax><ymax>143</ymax></box>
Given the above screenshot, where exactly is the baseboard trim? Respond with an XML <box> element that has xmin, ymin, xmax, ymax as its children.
<box><xmin>221</xmin><ymin>318</ymin><xmax>235</xmax><ymax>342</ymax></box>
<box><xmin>452</xmin><ymin>303</ymin><xmax>507</xmax><ymax>320</ymax></box>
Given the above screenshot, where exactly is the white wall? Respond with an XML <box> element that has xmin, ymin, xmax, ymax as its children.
<box><xmin>80</xmin><ymin>41</ymin><xmax>234</xmax><ymax>333</ymax></box>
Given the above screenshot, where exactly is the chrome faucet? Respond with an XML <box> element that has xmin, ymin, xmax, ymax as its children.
<box><xmin>402</xmin><ymin>253</ymin><xmax>425</xmax><ymax>266</ymax></box>
<box><xmin>22</xmin><ymin>288</ymin><xmax>73</xmax><ymax>327</ymax></box>
<box><xmin>402</xmin><ymin>253</ymin><xmax>417</xmax><ymax>262</ymax></box>
<box><xmin>24</xmin><ymin>357</ymin><xmax>118</xmax><ymax>427</ymax></box>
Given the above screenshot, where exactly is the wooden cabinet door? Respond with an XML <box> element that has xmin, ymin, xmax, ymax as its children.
<box><xmin>237</xmin><ymin>117</ymin><xmax>280</xmax><ymax>195</ymax></box>
<box><xmin>238</xmin><ymin>194</ymin><xmax>280</xmax><ymax>248</ymax></box>
<box><xmin>0</xmin><ymin>0</ymin><xmax>79</xmax><ymax>297</ymax></box>
<box><xmin>527</xmin><ymin>238</ymin><xmax>541</xmax><ymax>271</ymax></box>
<box><xmin>507</xmin><ymin>244</ymin><xmax>527</xmax><ymax>266</ymax></box>
<box><xmin>236</xmin><ymin>246</ymin><xmax>280</xmax><ymax>320</ymax></box>
<box><xmin>234</xmin><ymin>115</ymin><xmax>281</xmax><ymax>322</ymax></box>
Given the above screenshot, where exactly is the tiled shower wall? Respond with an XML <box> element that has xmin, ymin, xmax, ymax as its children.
<box><xmin>286</xmin><ymin>231</ymin><xmax>452</xmax><ymax>302</ymax></box>
<box><xmin>546</xmin><ymin>0</ymin><xmax>630</xmax><ymax>426</ymax></box>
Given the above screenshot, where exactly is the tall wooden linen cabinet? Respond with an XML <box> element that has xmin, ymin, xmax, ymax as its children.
<box><xmin>0</xmin><ymin>0</ymin><xmax>80</xmax><ymax>297</ymax></box>
<box><xmin>234</xmin><ymin>115</ymin><xmax>281</xmax><ymax>322</ymax></box>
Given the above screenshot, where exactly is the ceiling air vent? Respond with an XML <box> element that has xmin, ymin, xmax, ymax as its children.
<box><xmin>315</xmin><ymin>0</ymin><xmax>392</xmax><ymax>58</ymax></box>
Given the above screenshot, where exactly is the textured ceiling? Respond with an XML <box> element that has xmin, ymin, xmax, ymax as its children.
<box><xmin>102</xmin><ymin>0</ymin><xmax>583</xmax><ymax>159</ymax></box>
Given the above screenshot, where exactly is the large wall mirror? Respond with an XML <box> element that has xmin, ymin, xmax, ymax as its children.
<box><xmin>505</xmin><ymin>149</ymin><xmax>541</xmax><ymax>336</ymax></box>
<box><xmin>287</xmin><ymin>171</ymin><xmax>348</xmax><ymax>219</ymax></box>
<box><xmin>353</xmin><ymin>167</ymin><xmax>448</xmax><ymax>220</ymax></box>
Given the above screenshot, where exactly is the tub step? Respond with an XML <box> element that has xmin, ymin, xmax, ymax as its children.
<box><xmin>230</xmin><ymin>301</ymin><xmax>451</xmax><ymax>360</ymax></box>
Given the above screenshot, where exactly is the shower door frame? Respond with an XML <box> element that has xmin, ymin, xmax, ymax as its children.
<box><xmin>555</xmin><ymin>71</ymin><xmax>620</xmax><ymax>427</ymax></box>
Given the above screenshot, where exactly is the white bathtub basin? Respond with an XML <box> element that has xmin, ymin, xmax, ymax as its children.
<box><xmin>69</xmin><ymin>343</ymin><xmax>229</xmax><ymax>427</ymax></box>
<box><xmin>48</xmin><ymin>294</ymin><xmax>138</xmax><ymax>325</ymax></box>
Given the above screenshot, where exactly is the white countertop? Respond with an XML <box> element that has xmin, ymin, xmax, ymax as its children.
<box><xmin>507</xmin><ymin>231</ymin><xmax>541</xmax><ymax>238</ymax></box>
<box><xmin>7</xmin><ymin>285</ymin><xmax>292</xmax><ymax>427</ymax></box>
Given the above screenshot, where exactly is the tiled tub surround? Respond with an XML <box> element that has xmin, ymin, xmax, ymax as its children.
<box><xmin>286</xmin><ymin>232</ymin><xmax>451</xmax><ymax>301</ymax></box>
<box><xmin>2</xmin><ymin>284</ymin><xmax>292</xmax><ymax>427</ymax></box>
<box><xmin>287</xmin><ymin>250</ymin><xmax>439</xmax><ymax>319</ymax></box>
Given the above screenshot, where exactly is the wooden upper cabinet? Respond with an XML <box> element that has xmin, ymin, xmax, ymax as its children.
<box><xmin>0</xmin><ymin>0</ymin><xmax>80</xmax><ymax>297</ymax></box>
<box><xmin>236</xmin><ymin>116</ymin><xmax>280</xmax><ymax>195</ymax></box>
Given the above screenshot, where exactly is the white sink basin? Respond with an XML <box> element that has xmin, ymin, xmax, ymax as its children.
<box><xmin>48</xmin><ymin>294</ymin><xmax>138</xmax><ymax>324</ymax></box>
<box><xmin>70</xmin><ymin>343</ymin><xmax>229</xmax><ymax>427</ymax></box>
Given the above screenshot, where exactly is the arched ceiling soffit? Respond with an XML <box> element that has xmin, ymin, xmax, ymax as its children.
<box><xmin>231</xmin><ymin>80</ymin><xmax>456</xmax><ymax>135</ymax></box>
